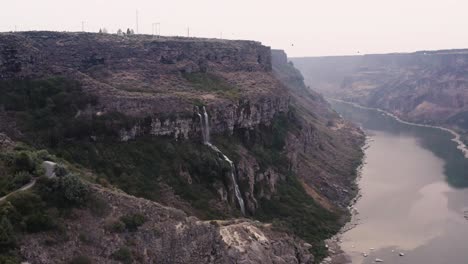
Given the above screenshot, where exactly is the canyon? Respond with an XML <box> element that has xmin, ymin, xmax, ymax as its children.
<box><xmin>292</xmin><ymin>49</ymin><xmax>468</xmax><ymax>264</ymax></box>
<box><xmin>0</xmin><ymin>32</ymin><xmax>363</xmax><ymax>263</ymax></box>
<box><xmin>292</xmin><ymin>50</ymin><xmax>468</xmax><ymax>142</ymax></box>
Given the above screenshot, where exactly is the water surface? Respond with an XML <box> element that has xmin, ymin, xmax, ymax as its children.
<box><xmin>330</xmin><ymin>100</ymin><xmax>468</xmax><ymax>264</ymax></box>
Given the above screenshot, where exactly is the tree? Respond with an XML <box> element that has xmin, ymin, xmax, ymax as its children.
<box><xmin>0</xmin><ymin>217</ymin><xmax>16</xmax><ymax>250</ymax></box>
<box><xmin>99</xmin><ymin>28</ymin><xmax>103</xmax><ymax>34</ymax></box>
<box><xmin>59</xmin><ymin>174</ymin><xmax>89</xmax><ymax>206</ymax></box>
<box><xmin>117</xmin><ymin>29</ymin><xmax>123</xmax><ymax>36</ymax></box>
<box><xmin>126</xmin><ymin>28</ymin><xmax>132</xmax><ymax>35</ymax></box>
<box><xmin>14</xmin><ymin>152</ymin><xmax>35</xmax><ymax>172</ymax></box>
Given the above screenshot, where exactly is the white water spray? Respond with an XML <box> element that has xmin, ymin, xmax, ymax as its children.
<box><xmin>202</xmin><ymin>106</ymin><xmax>210</xmax><ymax>143</ymax></box>
<box><xmin>199</xmin><ymin>106</ymin><xmax>246</xmax><ymax>215</ymax></box>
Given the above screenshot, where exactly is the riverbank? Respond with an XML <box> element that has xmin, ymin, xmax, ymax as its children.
<box><xmin>329</xmin><ymin>98</ymin><xmax>468</xmax><ymax>159</ymax></box>
<box><xmin>320</xmin><ymin>137</ymin><xmax>369</xmax><ymax>264</ymax></box>
<box><xmin>325</xmin><ymin>99</ymin><xmax>468</xmax><ymax>264</ymax></box>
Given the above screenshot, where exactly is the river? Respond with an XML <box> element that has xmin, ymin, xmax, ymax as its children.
<box><xmin>330</xmin><ymin>100</ymin><xmax>468</xmax><ymax>264</ymax></box>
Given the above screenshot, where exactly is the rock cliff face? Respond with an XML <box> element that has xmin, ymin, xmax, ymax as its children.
<box><xmin>292</xmin><ymin>50</ymin><xmax>468</xmax><ymax>140</ymax></box>
<box><xmin>0</xmin><ymin>31</ymin><xmax>287</xmax><ymax>140</ymax></box>
<box><xmin>0</xmin><ymin>32</ymin><xmax>364</xmax><ymax>263</ymax></box>
<box><xmin>273</xmin><ymin>50</ymin><xmax>364</xmax><ymax>208</ymax></box>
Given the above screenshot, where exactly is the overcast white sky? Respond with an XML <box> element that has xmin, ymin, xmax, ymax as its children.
<box><xmin>2</xmin><ymin>0</ymin><xmax>468</xmax><ymax>57</ymax></box>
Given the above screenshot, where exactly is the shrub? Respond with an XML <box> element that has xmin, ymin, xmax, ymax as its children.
<box><xmin>13</xmin><ymin>171</ymin><xmax>32</xmax><ymax>187</ymax></box>
<box><xmin>87</xmin><ymin>195</ymin><xmax>110</xmax><ymax>217</ymax></box>
<box><xmin>104</xmin><ymin>220</ymin><xmax>126</xmax><ymax>233</ymax></box>
<box><xmin>25</xmin><ymin>213</ymin><xmax>55</xmax><ymax>233</ymax></box>
<box><xmin>7</xmin><ymin>192</ymin><xmax>45</xmax><ymax>216</ymax></box>
<box><xmin>60</xmin><ymin>174</ymin><xmax>89</xmax><ymax>206</ymax></box>
<box><xmin>69</xmin><ymin>255</ymin><xmax>93</xmax><ymax>264</ymax></box>
<box><xmin>78</xmin><ymin>232</ymin><xmax>93</xmax><ymax>245</ymax></box>
<box><xmin>0</xmin><ymin>254</ymin><xmax>20</xmax><ymax>264</ymax></box>
<box><xmin>120</xmin><ymin>213</ymin><xmax>146</xmax><ymax>232</ymax></box>
<box><xmin>152</xmin><ymin>227</ymin><xmax>162</xmax><ymax>236</ymax></box>
<box><xmin>36</xmin><ymin>174</ymin><xmax>89</xmax><ymax>208</ymax></box>
<box><xmin>13</xmin><ymin>152</ymin><xmax>35</xmax><ymax>173</ymax></box>
<box><xmin>112</xmin><ymin>246</ymin><xmax>132</xmax><ymax>264</ymax></box>
<box><xmin>36</xmin><ymin>149</ymin><xmax>52</xmax><ymax>161</ymax></box>
<box><xmin>0</xmin><ymin>217</ymin><xmax>16</xmax><ymax>250</ymax></box>
<box><xmin>54</xmin><ymin>165</ymin><xmax>68</xmax><ymax>177</ymax></box>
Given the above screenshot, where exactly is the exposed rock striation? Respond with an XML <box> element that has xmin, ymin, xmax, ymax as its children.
<box><xmin>0</xmin><ymin>31</ymin><xmax>288</xmax><ymax>141</ymax></box>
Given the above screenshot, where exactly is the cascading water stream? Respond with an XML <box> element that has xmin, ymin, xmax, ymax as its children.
<box><xmin>198</xmin><ymin>106</ymin><xmax>246</xmax><ymax>215</ymax></box>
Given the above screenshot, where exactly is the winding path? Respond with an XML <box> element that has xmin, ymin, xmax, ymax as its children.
<box><xmin>0</xmin><ymin>161</ymin><xmax>57</xmax><ymax>202</ymax></box>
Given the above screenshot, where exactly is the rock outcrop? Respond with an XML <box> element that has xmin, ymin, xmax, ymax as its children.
<box><xmin>0</xmin><ymin>31</ymin><xmax>288</xmax><ymax>141</ymax></box>
<box><xmin>20</xmin><ymin>185</ymin><xmax>313</xmax><ymax>264</ymax></box>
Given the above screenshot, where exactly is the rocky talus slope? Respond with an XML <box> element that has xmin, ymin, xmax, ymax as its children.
<box><xmin>0</xmin><ymin>32</ymin><xmax>363</xmax><ymax>263</ymax></box>
<box><xmin>292</xmin><ymin>50</ymin><xmax>468</xmax><ymax>141</ymax></box>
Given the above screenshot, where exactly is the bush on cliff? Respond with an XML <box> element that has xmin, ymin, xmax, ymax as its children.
<box><xmin>0</xmin><ymin>217</ymin><xmax>16</xmax><ymax>250</ymax></box>
<box><xmin>36</xmin><ymin>173</ymin><xmax>90</xmax><ymax>209</ymax></box>
<box><xmin>0</xmin><ymin>149</ymin><xmax>44</xmax><ymax>196</ymax></box>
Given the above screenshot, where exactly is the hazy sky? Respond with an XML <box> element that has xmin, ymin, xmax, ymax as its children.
<box><xmin>2</xmin><ymin>0</ymin><xmax>468</xmax><ymax>57</ymax></box>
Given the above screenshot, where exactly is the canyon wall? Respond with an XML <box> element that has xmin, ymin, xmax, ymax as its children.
<box><xmin>273</xmin><ymin>50</ymin><xmax>364</xmax><ymax>208</ymax></box>
<box><xmin>292</xmin><ymin>50</ymin><xmax>468</xmax><ymax>139</ymax></box>
<box><xmin>0</xmin><ymin>32</ymin><xmax>364</xmax><ymax>263</ymax></box>
<box><xmin>0</xmin><ymin>31</ymin><xmax>287</xmax><ymax>140</ymax></box>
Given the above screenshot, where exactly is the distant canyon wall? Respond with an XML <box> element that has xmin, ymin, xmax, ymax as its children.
<box><xmin>292</xmin><ymin>51</ymin><xmax>468</xmax><ymax>134</ymax></box>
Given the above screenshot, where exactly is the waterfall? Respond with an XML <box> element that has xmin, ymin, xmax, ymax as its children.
<box><xmin>202</xmin><ymin>106</ymin><xmax>210</xmax><ymax>143</ymax></box>
<box><xmin>197</xmin><ymin>112</ymin><xmax>207</xmax><ymax>144</ymax></box>
<box><xmin>198</xmin><ymin>106</ymin><xmax>246</xmax><ymax>215</ymax></box>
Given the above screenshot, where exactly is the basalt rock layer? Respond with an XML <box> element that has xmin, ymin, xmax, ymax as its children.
<box><xmin>0</xmin><ymin>31</ymin><xmax>288</xmax><ymax>140</ymax></box>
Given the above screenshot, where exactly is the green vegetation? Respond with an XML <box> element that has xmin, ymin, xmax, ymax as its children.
<box><xmin>0</xmin><ymin>253</ymin><xmax>20</xmax><ymax>264</ymax></box>
<box><xmin>255</xmin><ymin>175</ymin><xmax>341</xmax><ymax>260</ymax></box>
<box><xmin>0</xmin><ymin>78</ymin><xmax>238</xmax><ymax>218</ymax></box>
<box><xmin>0</xmin><ymin>78</ymin><xmax>138</xmax><ymax>147</ymax></box>
<box><xmin>0</xmin><ymin>148</ymin><xmax>46</xmax><ymax>196</ymax></box>
<box><xmin>0</xmin><ymin>154</ymin><xmax>91</xmax><ymax>261</ymax></box>
<box><xmin>119</xmin><ymin>213</ymin><xmax>146</xmax><ymax>232</ymax></box>
<box><xmin>0</xmin><ymin>217</ymin><xmax>16</xmax><ymax>249</ymax></box>
<box><xmin>105</xmin><ymin>219</ymin><xmax>126</xmax><ymax>233</ymax></box>
<box><xmin>55</xmin><ymin>137</ymin><xmax>231</xmax><ymax>219</ymax></box>
<box><xmin>112</xmin><ymin>246</ymin><xmax>133</xmax><ymax>264</ymax></box>
<box><xmin>183</xmin><ymin>72</ymin><xmax>240</xmax><ymax>100</ymax></box>
<box><xmin>69</xmin><ymin>255</ymin><xmax>93</xmax><ymax>264</ymax></box>
<box><xmin>106</xmin><ymin>213</ymin><xmax>147</xmax><ymax>233</ymax></box>
<box><xmin>36</xmin><ymin>173</ymin><xmax>90</xmax><ymax>209</ymax></box>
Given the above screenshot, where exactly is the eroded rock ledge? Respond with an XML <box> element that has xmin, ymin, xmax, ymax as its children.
<box><xmin>21</xmin><ymin>185</ymin><xmax>313</xmax><ymax>264</ymax></box>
